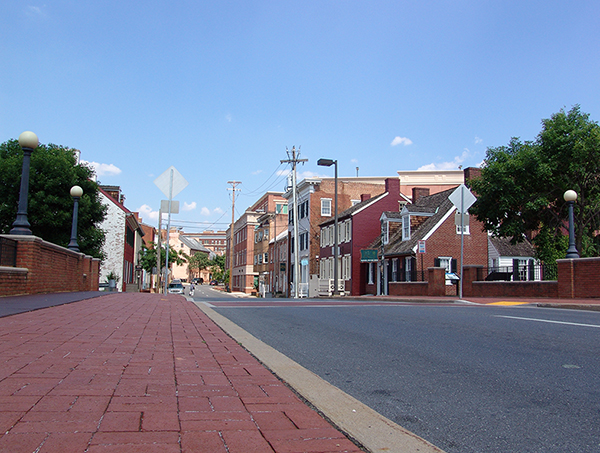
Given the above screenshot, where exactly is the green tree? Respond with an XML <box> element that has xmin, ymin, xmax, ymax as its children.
<box><xmin>138</xmin><ymin>242</ymin><xmax>188</xmax><ymax>273</ymax></box>
<box><xmin>209</xmin><ymin>254</ymin><xmax>227</xmax><ymax>282</ymax></box>
<box><xmin>188</xmin><ymin>252</ymin><xmax>210</xmax><ymax>276</ymax></box>
<box><xmin>0</xmin><ymin>139</ymin><xmax>107</xmax><ymax>258</ymax></box>
<box><xmin>470</xmin><ymin>105</ymin><xmax>600</xmax><ymax>259</ymax></box>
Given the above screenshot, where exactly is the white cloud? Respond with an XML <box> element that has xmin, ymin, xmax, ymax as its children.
<box><xmin>82</xmin><ymin>161</ymin><xmax>122</xmax><ymax>176</ymax></box>
<box><xmin>351</xmin><ymin>158</ymin><xmax>358</xmax><ymax>163</ymax></box>
<box><xmin>418</xmin><ymin>149</ymin><xmax>470</xmax><ymax>171</ymax></box>
<box><xmin>391</xmin><ymin>136</ymin><xmax>413</xmax><ymax>146</ymax></box>
<box><xmin>213</xmin><ymin>207</ymin><xmax>224</xmax><ymax>214</ymax></box>
<box><xmin>225</xmin><ymin>113</ymin><xmax>232</xmax><ymax>122</ymax></box>
<box><xmin>182</xmin><ymin>201</ymin><xmax>197</xmax><ymax>211</ymax></box>
<box><xmin>200</xmin><ymin>207</ymin><xmax>211</xmax><ymax>216</ymax></box>
<box><xmin>26</xmin><ymin>6</ymin><xmax>44</xmax><ymax>16</ymax></box>
<box><xmin>137</xmin><ymin>204</ymin><xmax>159</xmax><ymax>221</ymax></box>
<box><xmin>298</xmin><ymin>170</ymin><xmax>321</xmax><ymax>179</ymax></box>
<box><xmin>276</xmin><ymin>169</ymin><xmax>291</xmax><ymax>177</ymax></box>
<box><xmin>475</xmin><ymin>136</ymin><xmax>483</xmax><ymax>144</ymax></box>
<box><xmin>252</xmin><ymin>169</ymin><xmax>263</xmax><ymax>175</ymax></box>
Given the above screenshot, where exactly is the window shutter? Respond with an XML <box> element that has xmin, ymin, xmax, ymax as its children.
<box><xmin>451</xmin><ymin>259</ymin><xmax>457</xmax><ymax>273</ymax></box>
<box><xmin>434</xmin><ymin>258</ymin><xmax>441</xmax><ymax>267</ymax></box>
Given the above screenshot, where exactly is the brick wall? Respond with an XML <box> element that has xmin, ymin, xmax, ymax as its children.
<box><xmin>557</xmin><ymin>257</ymin><xmax>600</xmax><ymax>298</ymax></box>
<box><xmin>0</xmin><ymin>235</ymin><xmax>100</xmax><ymax>297</ymax></box>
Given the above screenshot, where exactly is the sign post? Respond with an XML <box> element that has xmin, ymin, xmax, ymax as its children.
<box><xmin>154</xmin><ymin>166</ymin><xmax>188</xmax><ymax>294</ymax></box>
<box><xmin>448</xmin><ymin>184</ymin><xmax>477</xmax><ymax>299</ymax></box>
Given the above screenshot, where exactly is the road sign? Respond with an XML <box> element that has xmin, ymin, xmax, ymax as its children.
<box><xmin>449</xmin><ymin>184</ymin><xmax>476</xmax><ymax>212</ymax></box>
<box><xmin>418</xmin><ymin>240</ymin><xmax>426</xmax><ymax>254</ymax></box>
<box><xmin>154</xmin><ymin>166</ymin><xmax>188</xmax><ymax>199</ymax></box>
<box><xmin>161</xmin><ymin>200</ymin><xmax>179</xmax><ymax>213</ymax></box>
<box><xmin>361</xmin><ymin>249</ymin><xmax>378</xmax><ymax>262</ymax></box>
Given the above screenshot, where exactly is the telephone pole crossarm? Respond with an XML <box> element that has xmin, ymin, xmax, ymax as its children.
<box><xmin>280</xmin><ymin>146</ymin><xmax>307</xmax><ymax>298</ymax></box>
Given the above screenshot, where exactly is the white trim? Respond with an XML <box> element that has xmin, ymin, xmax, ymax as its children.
<box><xmin>412</xmin><ymin>206</ymin><xmax>456</xmax><ymax>253</ymax></box>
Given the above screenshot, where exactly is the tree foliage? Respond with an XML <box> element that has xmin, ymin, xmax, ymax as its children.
<box><xmin>138</xmin><ymin>242</ymin><xmax>188</xmax><ymax>273</ymax></box>
<box><xmin>470</xmin><ymin>105</ymin><xmax>600</xmax><ymax>259</ymax></box>
<box><xmin>187</xmin><ymin>252</ymin><xmax>210</xmax><ymax>275</ymax></box>
<box><xmin>0</xmin><ymin>139</ymin><xmax>107</xmax><ymax>258</ymax></box>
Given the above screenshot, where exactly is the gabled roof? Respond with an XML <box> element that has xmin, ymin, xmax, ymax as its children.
<box><xmin>179</xmin><ymin>235</ymin><xmax>214</xmax><ymax>257</ymax></box>
<box><xmin>384</xmin><ymin>187</ymin><xmax>457</xmax><ymax>256</ymax></box>
<box><xmin>490</xmin><ymin>236</ymin><xmax>536</xmax><ymax>258</ymax></box>
<box><xmin>319</xmin><ymin>192</ymin><xmax>388</xmax><ymax>227</ymax></box>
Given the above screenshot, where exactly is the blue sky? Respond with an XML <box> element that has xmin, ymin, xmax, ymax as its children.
<box><xmin>2</xmin><ymin>1</ymin><xmax>599</xmax><ymax>233</ymax></box>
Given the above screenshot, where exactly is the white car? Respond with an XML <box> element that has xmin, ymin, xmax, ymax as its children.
<box><xmin>167</xmin><ymin>282</ymin><xmax>184</xmax><ymax>294</ymax></box>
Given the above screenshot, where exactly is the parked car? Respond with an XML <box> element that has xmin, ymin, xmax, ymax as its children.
<box><xmin>168</xmin><ymin>282</ymin><xmax>184</xmax><ymax>294</ymax></box>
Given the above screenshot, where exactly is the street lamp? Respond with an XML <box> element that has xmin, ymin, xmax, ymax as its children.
<box><xmin>68</xmin><ymin>185</ymin><xmax>83</xmax><ymax>252</ymax></box>
<box><xmin>564</xmin><ymin>190</ymin><xmax>579</xmax><ymax>259</ymax></box>
<box><xmin>10</xmin><ymin>131</ymin><xmax>39</xmax><ymax>235</ymax></box>
<box><xmin>317</xmin><ymin>158</ymin><xmax>339</xmax><ymax>296</ymax></box>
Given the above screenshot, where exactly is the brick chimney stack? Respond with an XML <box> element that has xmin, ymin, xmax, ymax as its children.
<box><xmin>412</xmin><ymin>187</ymin><xmax>430</xmax><ymax>204</ymax></box>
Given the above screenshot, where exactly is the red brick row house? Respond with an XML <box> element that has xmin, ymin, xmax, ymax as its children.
<box><xmin>369</xmin><ymin>186</ymin><xmax>488</xmax><ymax>296</ymax></box>
<box><xmin>318</xmin><ymin>178</ymin><xmax>407</xmax><ymax>296</ymax></box>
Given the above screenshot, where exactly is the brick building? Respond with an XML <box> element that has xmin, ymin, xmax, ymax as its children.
<box><xmin>98</xmin><ymin>186</ymin><xmax>145</xmax><ymax>291</ymax></box>
<box><xmin>182</xmin><ymin>230</ymin><xmax>227</xmax><ymax>256</ymax></box>
<box><xmin>269</xmin><ymin>230</ymin><xmax>289</xmax><ymax>296</ymax></box>
<box><xmin>370</xmin><ymin>186</ymin><xmax>488</xmax><ymax>296</ymax></box>
<box><xmin>318</xmin><ymin>178</ymin><xmax>407</xmax><ymax>296</ymax></box>
<box><xmin>283</xmin><ymin>177</ymin><xmax>393</xmax><ymax>297</ymax></box>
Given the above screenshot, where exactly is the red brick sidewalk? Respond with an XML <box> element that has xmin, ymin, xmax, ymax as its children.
<box><xmin>0</xmin><ymin>293</ymin><xmax>361</xmax><ymax>453</ymax></box>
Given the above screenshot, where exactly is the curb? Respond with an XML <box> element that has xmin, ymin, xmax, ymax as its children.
<box><xmin>195</xmin><ymin>301</ymin><xmax>445</xmax><ymax>453</ymax></box>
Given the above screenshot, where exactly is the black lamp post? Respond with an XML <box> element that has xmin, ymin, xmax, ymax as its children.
<box><xmin>68</xmin><ymin>185</ymin><xmax>83</xmax><ymax>252</ymax></box>
<box><xmin>317</xmin><ymin>158</ymin><xmax>338</xmax><ymax>295</ymax></box>
<box><xmin>10</xmin><ymin>131</ymin><xmax>39</xmax><ymax>235</ymax></box>
<box><xmin>564</xmin><ymin>190</ymin><xmax>579</xmax><ymax>259</ymax></box>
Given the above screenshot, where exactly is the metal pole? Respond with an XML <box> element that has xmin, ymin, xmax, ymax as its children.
<box><xmin>156</xmin><ymin>206</ymin><xmax>162</xmax><ymax>293</ymax></box>
<box><xmin>459</xmin><ymin>188</ymin><xmax>464</xmax><ymax>299</ymax></box>
<box><xmin>67</xmin><ymin>195</ymin><xmax>81</xmax><ymax>252</ymax></box>
<box><xmin>164</xmin><ymin>169</ymin><xmax>173</xmax><ymax>294</ymax></box>
<box><xmin>10</xmin><ymin>146</ymin><xmax>34</xmax><ymax>235</ymax></box>
<box><xmin>566</xmin><ymin>200</ymin><xmax>579</xmax><ymax>258</ymax></box>
<box><xmin>333</xmin><ymin>160</ymin><xmax>339</xmax><ymax>296</ymax></box>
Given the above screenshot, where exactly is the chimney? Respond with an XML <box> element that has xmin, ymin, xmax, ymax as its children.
<box><xmin>463</xmin><ymin>166</ymin><xmax>482</xmax><ymax>185</ymax></box>
<box><xmin>361</xmin><ymin>194</ymin><xmax>371</xmax><ymax>202</ymax></box>
<box><xmin>385</xmin><ymin>178</ymin><xmax>400</xmax><ymax>194</ymax></box>
<box><xmin>412</xmin><ymin>187</ymin><xmax>430</xmax><ymax>204</ymax></box>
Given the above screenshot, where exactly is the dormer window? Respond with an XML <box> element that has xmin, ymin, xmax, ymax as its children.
<box><xmin>402</xmin><ymin>215</ymin><xmax>410</xmax><ymax>240</ymax></box>
<box><xmin>383</xmin><ymin>221</ymin><xmax>390</xmax><ymax>244</ymax></box>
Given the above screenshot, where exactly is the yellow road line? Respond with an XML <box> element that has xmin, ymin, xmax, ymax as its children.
<box><xmin>487</xmin><ymin>301</ymin><xmax>529</xmax><ymax>306</ymax></box>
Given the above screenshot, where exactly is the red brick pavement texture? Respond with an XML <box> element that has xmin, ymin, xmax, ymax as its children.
<box><xmin>0</xmin><ymin>293</ymin><xmax>362</xmax><ymax>453</ymax></box>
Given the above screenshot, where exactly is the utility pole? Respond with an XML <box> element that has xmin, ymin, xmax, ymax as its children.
<box><xmin>281</xmin><ymin>146</ymin><xmax>307</xmax><ymax>298</ymax></box>
<box><xmin>156</xmin><ymin>207</ymin><xmax>162</xmax><ymax>293</ymax></box>
<box><xmin>227</xmin><ymin>181</ymin><xmax>241</xmax><ymax>293</ymax></box>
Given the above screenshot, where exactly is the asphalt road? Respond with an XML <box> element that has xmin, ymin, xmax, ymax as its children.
<box><xmin>193</xmin><ymin>289</ymin><xmax>600</xmax><ymax>453</ymax></box>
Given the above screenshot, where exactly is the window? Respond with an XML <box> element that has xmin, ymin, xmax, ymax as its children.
<box><xmin>345</xmin><ymin>220</ymin><xmax>351</xmax><ymax>242</ymax></box>
<box><xmin>404</xmin><ymin>256</ymin><xmax>413</xmax><ymax>282</ymax></box>
<box><xmin>382</xmin><ymin>221</ymin><xmax>389</xmax><ymax>244</ymax></box>
<box><xmin>435</xmin><ymin>257</ymin><xmax>457</xmax><ymax>285</ymax></box>
<box><xmin>391</xmin><ymin>259</ymin><xmax>398</xmax><ymax>282</ymax></box>
<box><xmin>402</xmin><ymin>216</ymin><xmax>410</xmax><ymax>241</ymax></box>
<box><xmin>264</xmin><ymin>253</ymin><xmax>269</xmax><ymax>263</ymax></box>
<box><xmin>342</xmin><ymin>255</ymin><xmax>351</xmax><ymax>280</ymax></box>
<box><xmin>321</xmin><ymin>198</ymin><xmax>332</xmax><ymax>216</ymax></box>
<box><xmin>276</xmin><ymin>203</ymin><xmax>288</xmax><ymax>214</ymax></box>
<box><xmin>351</xmin><ymin>199</ymin><xmax>360</xmax><ymax>206</ymax></box>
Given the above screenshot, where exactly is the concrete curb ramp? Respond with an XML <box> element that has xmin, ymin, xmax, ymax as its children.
<box><xmin>196</xmin><ymin>302</ymin><xmax>445</xmax><ymax>453</ymax></box>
